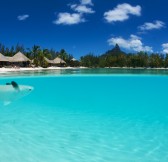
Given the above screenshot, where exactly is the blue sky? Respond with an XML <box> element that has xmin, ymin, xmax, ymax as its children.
<box><xmin>0</xmin><ymin>0</ymin><xmax>168</xmax><ymax>58</ymax></box>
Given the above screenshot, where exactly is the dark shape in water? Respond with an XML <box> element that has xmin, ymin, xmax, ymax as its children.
<box><xmin>6</xmin><ymin>81</ymin><xmax>20</xmax><ymax>91</ymax></box>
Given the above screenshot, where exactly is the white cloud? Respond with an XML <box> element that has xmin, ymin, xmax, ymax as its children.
<box><xmin>162</xmin><ymin>43</ymin><xmax>168</xmax><ymax>53</ymax></box>
<box><xmin>139</xmin><ymin>20</ymin><xmax>165</xmax><ymax>31</ymax></box>
<box><xmin>104</xmin><ymin>3</ymin><xmax>141</xmax><ymax>23</ymax></box>
<box><xmin>53</xmin><ymin>13</ymin><xmax>85</xmax><ymax>25</ymax></box>
<box><xmin>108</xmin><ymin>34</ymin><xmax>153</xmax><ymax>52</ymax></box>
<box><xmin>54</xmin><ymin>0</ymin><xmax>94</xmax><ymax>25</ymax></box>
<box><xmin>80</xmin><ymin>0</ymin><xmax>93</xmax><ymax>5</ymax></box>
<box><xmin>70</xmin><ymin>4</ymin><xmax>95</xmax><ymax>14</ymax></box>
<box><xmin>17</xmin><ymin>14</ymin><xmax>29</xmax><ymax>21</ymax></box>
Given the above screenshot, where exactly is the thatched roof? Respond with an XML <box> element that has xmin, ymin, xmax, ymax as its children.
<box><xmin>44</xmin><ymin>57</ymin><xmax>66</xmax><ymax>65</ymax></box>
<box><xmin>5</xmin><ymin>56</ymin><xmax>13</xmax><ymax>62</ymax></box>
<box><xmin>0</xmin><ymin>53</ymin><xmax>8</xmax><ymax>62</ymax></box>
<box><xmin>11</xmin><ymin>52</ymin><xmax>31</xmax><ymax>62</ymax></box>
<box><xmin>54</xmin><ymin>57</ymin><xmax>66</xmax><ymax>64</ymax></box>
<box><xmin>44</xmin><ymin>57</ymin><xmax>55</xmax><ymax>64</ymax></box>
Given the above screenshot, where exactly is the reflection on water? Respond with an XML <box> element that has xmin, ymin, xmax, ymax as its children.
<box><xmin>1</xmin><ymin>68</ymin><xmax>168</xmax><ymax>78</ymax></box>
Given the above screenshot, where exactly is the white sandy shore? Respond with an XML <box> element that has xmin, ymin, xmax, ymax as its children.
<box><xmin>0</xmin><ymin>66</ymin><xmax>87</xmax><ymax>73</ymax></box>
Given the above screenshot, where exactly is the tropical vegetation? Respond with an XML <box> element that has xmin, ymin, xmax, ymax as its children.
<box><xmin>80</xmin><ymin>44</ymin><xmax>168</xmax><ymax>68</ymax></box>
<box><xmin>0</xmin><ymin>43</ymin><xmax>168</xmax><ymax>68</ymax></box>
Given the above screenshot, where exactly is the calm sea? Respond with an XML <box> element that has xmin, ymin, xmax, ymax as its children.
<box><xmin>0</xmin><ymin>68</ymin><xmax>168</xmax><ymax>162</ymax></box>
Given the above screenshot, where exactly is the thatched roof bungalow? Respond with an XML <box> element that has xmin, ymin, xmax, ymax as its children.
<box><xmin>44</xmin><ymin>57</ymin><xmax>55</xmax><ymax>64</ymax></box>
<box><xmin>0</xmin><ymin>53</ymin><xmax>9</xmax><ymax>67</ymax></box>
<box><xmin>8</xmin><ymin>52</ymin><xmax>31</xmax><ymax>67</ymax></box>
<box><xmin>54</xmin><ymin>57</ymin><xmax>66</xmax><ymax>66</ymax></box>
<box><xmin>1</xmin><ymin>52</ymin><xmax>66</xmax><ymax>68</ymax></box>
<box><xmin>44</xmin><ymin>57</ymin><xmax>66</xmax><ymax>67</ymax></box>
<box><xmin>0</xmin><ymin>53</ymin><xmax>8</xmax><ymax>62</ymax></box>
<box><xmin>5</xmin><ymin>56</ymin><xmax>13</xmax><ymax>62</ymax></box>
<box><xmin>44</xmin><ymin>57</ymin><xmax>55</xmax><ymax>67</ymax></box>
<box><xmin>12</xmin><ymin>52</ymin><xmax>31</xmax><ymax>62</ymax></box>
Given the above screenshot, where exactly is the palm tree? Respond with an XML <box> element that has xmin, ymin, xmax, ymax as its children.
<box><xmin>31</xmin><ymin>45</ymin><xmax>41</xmax><ymax>59</ymax></box>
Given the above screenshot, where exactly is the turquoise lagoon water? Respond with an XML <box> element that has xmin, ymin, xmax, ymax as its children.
<box><xmin>0</xmin><ymin>69</ymin><xmax>168</xmax><ymax>162</ymax></box>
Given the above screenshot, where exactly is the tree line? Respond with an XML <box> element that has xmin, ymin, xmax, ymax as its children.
<box><xmin>80</xmin><ymin>44</ymin><xmax>168</xmax><ymax>68</ymax></box>
<box><xmin>0</xmin><ymin>43</ymin><xmax>79</xmax><ymax>67</ymax></box>
<box><xmin>0</xmin><ymin>43</ymin><xmax>168</xmax><ymax>68</ymax></box>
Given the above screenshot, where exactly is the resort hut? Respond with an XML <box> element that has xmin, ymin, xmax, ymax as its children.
<box><xmin>44</xmin><ymin>57</ymin><xmax>55</xmax><ymax>66</ymax></box>
<box><xmin>0</xmin><ymin>53</ymin><xmax>9</xmax><ymax>67</ymax></box>
<box><xmin>11</xmin><ymin>52</ymin><xmax>31</xmax><ymax>67</ymax></box>
<box><xmin>53</xmin><ymin>57</ymin><xmax>66</xmax><ymax>67</ymax></box>
<box><xmin>5</xmin><ymin>56</ymin><xmax>13</xmax><ymax>62</ymax></box>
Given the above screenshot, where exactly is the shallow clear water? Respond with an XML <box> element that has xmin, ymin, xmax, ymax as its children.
<box><xmin>1</xmin><ymin>68</ymin><xmax>168</xmax><ymax>78</ymax></box>
<box><xmin>0</xmin><ymin>70</ymin><xmax>168</xmax><ymax>162</ymax></box>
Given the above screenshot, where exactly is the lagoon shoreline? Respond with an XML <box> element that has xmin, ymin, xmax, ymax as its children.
<box><xmin>0</xmin><ymin>66</ymin><xmax>87</xmax><ymax>73</ymax></box>
<box><xmin>1</xmin><ymin>66</ymin><xmax>168</xmax><ymax>73</ymax></box>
